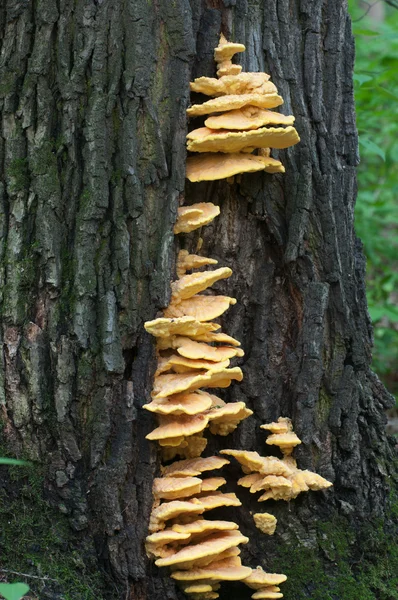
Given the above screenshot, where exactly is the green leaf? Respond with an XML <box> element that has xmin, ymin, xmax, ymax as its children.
<box><xmin>0</xmin><ymin>583</ymin><xmax>30</xmax><ymax>600</ymax></box>
<box><xmin>353</xmin><ymin>73</ymin><xmax>373</xmax><ymax>85</ymax></box>
<box><xmin>353</xmin><ymin>29</ymin><xmax>379</xmax><ymax>36</ymax></box>
<box><xmin>0</xmin><ymin>458</ymin><xmax>30</xmax><ymax>466</ymax></box>
<box><xmin>374</xmin><ymin>86</ymin><xmax>398</xmax><ymax>101</ymax></box>
<box><xmin>359</xmin><ymin>138</ymin><xmax>386</xmax><ymax>161</ymax></box>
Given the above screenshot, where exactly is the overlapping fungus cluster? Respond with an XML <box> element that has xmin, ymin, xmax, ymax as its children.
<box><xmin>222</xmin><ymin>418</ymin><xmax>332</xmax><ymax>536</ymax></box>
<box><xmin>143</xmin><ymin>35</ymin><xmax>332</xmax><ymax>600</ymax></box>
<box><xmin>186</xmin><ymin>34</ymin><xmax>300</xmax><ymax>183</ymax></box>
<box><xmin>144</xmin><ymin>202</ymin><xmax>252</xmax><ymax>463</ymax></box>
<box><xmin>145</xmin><ymin>456</ymin><xmax>287</xmax><ymax>600</ymax></box>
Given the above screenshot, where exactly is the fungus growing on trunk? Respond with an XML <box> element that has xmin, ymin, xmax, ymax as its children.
<box><xmin>186</xmin><ymin>34</ymin><xmax>299</xmax><ymax>181</ymax></box>
<box><xmin>146</xmin><ymin>463</ymin><xmax>252</xmax><ymax>599</ymax></box>
<box><xmin>186</xmin><ymin>126</ymin><xmax>300</xmax><ymax>154</ymax></box>
<box><xmin>186</xmin><ymin>152</ymin><xmax>285</xmax><ymax>182</ymax></box>
<box><xmin>177</xmin><ymin>251</ymin><xmax>218</xmax><ymax>278</ymax></box>
<box><xmin>205</xmin><ymin>107</ymin><xmax>295</xmax><ymax>130</ymax></box>
<box><xmin>244</xmin><ymin>567</ymin><xmax>287</xmax><ymax>599</ymax></box>
<box><xmin>165</xmin><ymin>294</ymin><xmax>237</xmax><ymax>322</ymax></box>
<box><xmin>222</xmin><ymin>421</ymin><xmax>332</xmax><ymax>511</ymax></box>
<box><xmin>174</xmin><ymin>203</ymin><xmax>220</xmax><ymax>234</ymax></box>
<box><xmin>253</xmin><ymin>513</ymin><xmax>277</xmax><ymax>535</ymax></box>
<box><xmin>161</xmin><ymin>456</ymin><xmax>230</xmax><ymax>478</ymax></box>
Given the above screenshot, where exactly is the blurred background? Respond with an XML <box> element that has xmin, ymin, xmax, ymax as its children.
<box><xmin>348</xmin><ymin>0</ymin><xmax>398</xmax><ymax>432</ymax></box>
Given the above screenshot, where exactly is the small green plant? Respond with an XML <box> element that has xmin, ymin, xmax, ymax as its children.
<box><xmin>0</xmin><ymin>584</ymin><xmax>29</xmax><ymax>600</ymax></box>
<box><xmin>0</xmin><ymin>458</ymin><xmax>30</xmax><ymax>600</ymax></box>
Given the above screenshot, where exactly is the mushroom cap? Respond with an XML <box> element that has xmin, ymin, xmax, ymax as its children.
<box><xmin>245</xmin><ymin>567</ymin><xmax>287</xmax><ymax>588</ymax></box>
<box><xmin>160</xmin><ymin>435</ymin><xmax>208</xmax><ymax>462</ymax></box>
<box><xmin>266</xmin><ymin>432</ymin><xmax>302</xmax><ymax>451</ymax></box>
<box><xmin>183</xmin><ymin>584</ymin><xmax>214</xmax><ymax>594</ymax></box>
<box><xmin>145</xmin><ymin>316</ymin><xmax>220</xmax><ymax>339</ymax></box>
<box><xmin>182</xmin><ymin>435</ymin><xmax>209</xmax><ymax>459</ymax></box>
<box><xmin>165</xmin><ymin>295</ymin><xmax>237</xmax><ymax>322</ymax></box>
<box><xmin>205</xmin><ymin>107</ymin><xmax>295</xmax><ymax>131</ymax></box>
<box><xmin>174</xmin><ymin>203</ymin><xmax>220</xmax><ymax>234</ymax></box>
<box><xmin>171</xmin><ymin>268</ymin><xmax>233</xmax><ymax>302</ymax></box>
<box><xmin>187</xmin><ymin>126</ymin><xmax>300</xmax><ymax>154</ymax></box>
<box><xmin>192</xmin><ymin>331</ymin><xmax>242</xmax><ymax>346</ymax></box>
<box><xmin>257</xmin><ymin>488</ymin><xmax>293</xmax><ymax>502</ymax></box>
<box><xmin>253</xmin><ymin>513</ymin><xmax>277</xmax><ymax>535</ymax></box>
<box><xmin>152</xmin><ymin>476</ymin><xmax>203</xmax><ymax>501</ymax></box>
<box><xmin>186</xmin><ymin>593</ymin><xmax>219</xmax><ymax>600</ymax></box>
<box><xmin>149</xmin><ymin>500</ymin><xmax>205</xmax><ymax>532</ymax></box>
<box><xmin>186</xmin><ymin>152</ymin><xmax>284</xmax><ymax>182</ymax></box>
<box><xmin>190</xmin><ymin>73</ymin><xmax>274</xmax><ymax>97</ymax></box>
<box><xmin>172</xmin><ymin>556</ymin><xmax>252</xmax><ymax>582</ymax></box>
<box><xmin>300</xmin><ymin>470</ymin><xmax>333</xmax><ymax>491</ymax></box>
<box><xmin>172</xmin><ymin>519</ymin><xmax>238</xmax><ymax>536</ymax></box>
<box><xmin>187</xmin><ymin>93</ymin><xmax>283</xmax><ymax>117</ymax></box>
<box><xmin>250</xmin><ymin>475</ymin><xmax>293</xmax><ymax>494</ymax></box>
<box><xmin>170</xmin><ymin>336</ymin><xmax>244</xmax><ymax>361</ymax></box>
<box><xmin>206</xmin><ymin>399</ymin><xmax>253</xmax><ymax>436</ymax></box>
<box><xmin>196</xmin><ymin>492</ymin><xmax>241</xmax><ymax>511</ymax></box>
<box><xmin>145</xmin><ymin>529</ymin><xmax>191</xmax><ymax>558</ymax></box>
<box><xmin>152</xmin><ymin>363</ymin><xmax>240</xmax><ymax>398</ymax></box>
<box><xmin>238</xmin><ymin>473</ymin><xmax>263</xmax><ymax>488</ymax></box>
<box><xmin>214</xmin><ymin>35</ymin><xmax>245</xmax><ymax>62</ymax></box>
<box><xmin>200</xmin><ymin>477</ymin><xmax>227</xmax><ymax>492</ymax></box>
<box><xmin>146</xmin><ymin>414</ymin><xmax>209</xmax><ymax>441</ymax></box>
<box><xmin>177</xmin><ymin>251</ymin><xmax>218</xmax><ymax>278</ymax></box>
<box><xmin>220</xmin><ymin>449</ymin><xmax>265</xmax><ymax>472</ymax></box>
<box><xmin>221</xmin><ymin>450</ymin><xmax>293</xmax><ymax>477</ymax></box>
<box><xmin>251</xmin><ymin>591</ymin><xmax>283</xmax><ymax>599</ymax></box>
<box><xmin>203</xmin><ymin>366</ymin><xmax>243</xmax><ymax>389</ymax></box>
<box><xmin>152</xmin><ymin>370</ymin><xmax>213</xmax><ymax>399</ymax></box>
<box><xmin>155</xmin><ymin>530</ymin><xmax>248</xmax><ymax>568</ymax></box>
<box><xmin>260</xmin><ymin>418</ymin><xmax>292</xmax><ymax>434</ymax></box>
<box><xmin>158</xmin><ymin>354</ymin><xmax>231</xmax><ymax>375</ymax></box>
<box><xmin>217</xmin><ymin>64</ymin><xmax>242</xmax><ymax>77</ymax></box>
<box><xmin>158</xmin><ymin>436</ymin><xmax>187</xmax><ymax>448</ymax></box>
<box><xmin>145</xmin><ymin>529</ymin><xmax>191</xmax><ymax>545</ymax></box>
<box><xmin>162</xmin><ymin>456</ymin><xmax>230</xmax><ymax>478</ymax></box>
<box><xmin>143</xmin><ymin>391</ymin><xmax>213</xmax><ymax>416</ymax></box>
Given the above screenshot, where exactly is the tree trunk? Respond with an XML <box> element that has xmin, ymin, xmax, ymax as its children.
<box><xmin>0</xmin><ymin>1</ymin><xmax>396</xmax><ymax>599</ymax></box>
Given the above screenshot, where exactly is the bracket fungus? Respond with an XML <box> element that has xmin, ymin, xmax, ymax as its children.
<box><xmin>174</xmin><ymin>203</ymin><xmax>220</xmax><ymax>234</ymax></box>
<box><xmin>144</xmin><ymin>240</ymin><xmax>249</xmax><ymax>459</ymax></box>
<box><xmin>143</xmin><ymin>34</ymin><xmax>308</xmax><ymax>600</ymax></box>
<box><xmin>186</xmin><ymin>34</ymin><xmax>300</xmax><ymax>182</ymax></box>
<box><xmin>223</xmin><ymin>419</ymin><xmax>332</xmax><ymax>509</ymax></box>
<box><xmin>146</xmin><ymin>460</ymin><xmax>253</xmax><ymax>599</ymax></box>
<box><xmin>252</xmin><ymin>513</ymin><xmax>277</xmax><ymax>536</ymax></box>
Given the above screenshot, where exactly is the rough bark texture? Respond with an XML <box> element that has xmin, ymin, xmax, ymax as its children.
<box><xmin>0</xmin><ymin>1</ymin><xmax>396</xmax><ymax>599</ymax></box>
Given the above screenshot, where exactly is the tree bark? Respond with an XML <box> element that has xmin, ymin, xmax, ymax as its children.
<box><xmin>0</xmin><ymin>1</ymin><xmax>396</xmax><ymax>599</ymax></box>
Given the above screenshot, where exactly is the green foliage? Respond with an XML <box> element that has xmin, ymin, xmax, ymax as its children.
<box><xmin>348</xmin><ymin>1</ymin><xmax>398</xmax><ymax>397</ymax></box>
<box><xmin>0</xmin><ymin>584</ymin><xmax>29</xmax><ymax>600</ymax></box>
<box><xmin>0</xmin><ymin>458</ymin><xmax>30</xmax><ymax>466</ymax></box>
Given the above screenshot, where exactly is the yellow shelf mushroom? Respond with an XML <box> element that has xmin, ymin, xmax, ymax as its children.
<box><xmin>186</xmin><ymin>34</ymin><xmax>299</xmax><ymax>182</ymax></box>
<box><xmin>222</xmin><ymin>420</ymin><xmax>332</xmax><ymax>519</ymax></box>
<box><xmin>146</xmin><ymin>458</ymin><xmax>256</xmax><ymax>600</ymax></box>
<box><xmin>205</xmin><ymin>107</ymin><xmax>295</xmax><ymax>131</ymax></box>
<box><xmin>174</xmin><ymin>203</ymin><xmax>220</xmax><ymax>234</ymax></box>
<box><xmin>253</xmin><ymin>513</ymin><xmax>277</xmax><ymax>536</ymax></box>
<box><xmin>186</xmin><ymin>152</ymin><xmax>284</xmax><ymax>182</ymax></box>
<box><xmin>187</xmin><ymin>126</ymin><xmax>300</xmax><ymax>154</ymax></box>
